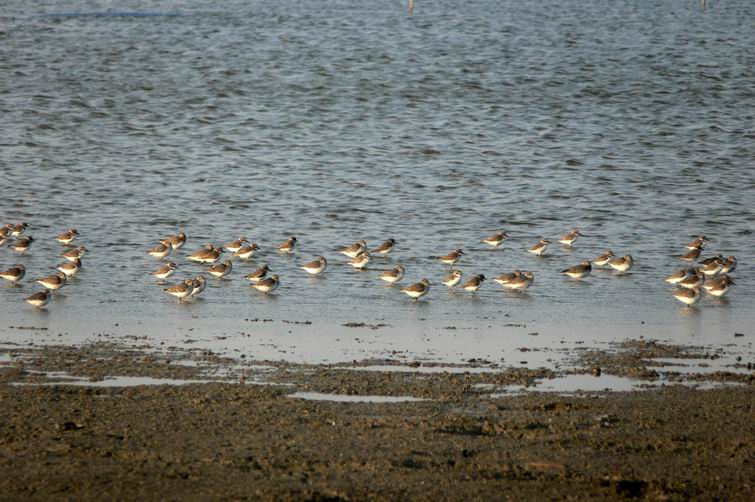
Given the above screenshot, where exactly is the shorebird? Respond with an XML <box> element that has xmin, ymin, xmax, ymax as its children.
<box><xmin>665</xmin><ymin>268</ymin><xmax>695</xmax><ymax>285</ymax></box>
<box><xmin>677</xmin><ymin>270</ymin><xmax>704</xmax><ymax>289</ymax></box>
<box><xmin>592</xmin><ymin>250</ymin><xmax>614</xmax><ymax>267</ymax></box>
<box><xmin>482</xmin><ymin>232</ymin><xmax>508</xmax><ymax>248</ymax></box>
<box><xmin>0</xmin><ymin>264</ymin><xmax>25</xmax><ymax>285</ymax></box>
<box><xmin>494</xmin><ymin>270</ymin><xmax>521</xmax><ymax>287</ymax></box>
<box><xmin>164</xmin><ymin>279</ymin><xmax>194</xmax><ymax>301</ymax></box>
<box><xmin>703</xmin><ymin>275</ymin><xmax>735</xmax><ymax>297</ymax></box>
<box><xmin>721</xmin><ymin>256</ymin><xmax>737</xmax><ymax>274</ymax></box>
<box><xmin>208</xmin><ymin>260</ymin><xmax>233</xmax><ymax>279</ymax></box>
<box><xmin>245</xmin><ymin>265</ymin><xmax>270</xmax><ymax>284</ymax></box>
<box><xmin>507</xmin><ymin>271</ymin><xmax>534</xmax><ymax>291</ymax></box>
<box><xmin>187</xmin><ymin>244</ymin><xmax>223</xmax><ymax>264</ymax></box>
<box><xmin>608</xmin><ymin>255</ymin><xmax>634</xmax><ymax>273</ymax></box>
<box><xmin>350</xmin><ymin>251</ymin><xmax>371</xmax><ymax>270</ymax></box>
<box><xmin>301</xmin><ymin>256</ymin><xmax>327</xmax><ymax>276</ymax></box>
<box><xmin>672</xmin><ymin>287</ymin><xmax>701</xmax><ymax>307</ymax></box>
<box><xmin>147</xmin><ymin>241</ymin><xmax>172</xmax><ymax>260</ymax></box>
<box><xmin>63</xmin><ymin>246</ymin><xmax>87</xmax><ymax>262</ymax></box>
<box><xmin>164</xmin><ymin>232</ymin><xmax>186</xmax><ymax>250</ymax></box>
<box><xmin>680</xmin><ymin>247</ymin><xmax>702</xmax><ymax>263</ymax></box>
<box><xmin>253</xmin><ymin>274</ymin><xmax>280</xmax><ymax>294</ymax></box>
<box><xmin>379</xmin><ymin>265</ymin><xmax>405</xmax><ymax>284</ymax></box>
<box><xmin>55</xmin><ymin>228</ymin><xmax>79</xmax><ymax>245</ymax></box>
<box><xmin>235</xmin><ymin>243</ymin><xmax>260</xmax><ymax>260</ymax></box>
<box><xmin>686</xmin><ymin>235</ymin><xmax>709</xmax><ymax>250</ymax></box>
<box><xmin>10</xmin><ymin>236</ymin><xmax>34</xmax><ymax>253</ymax></box>
<box><xmin>152</xmin><ymin>262</ymin><xmax>177</xmax><ymax>281</ymax></box>
<box><xmin>561</xmin><ymin>260</ymin><xmax>592</xmax><ymax>279</ymax></box>
<box><xmin>36</xmin><ymin>272</ymin><xmax>67</xmax><ymax>292</ymax></box>
<box><xmin>339</xmin><ymin>240</ymin><xmax>367</xmax><ymax>258</ymax></box>
<box><xmin>439</xmin><ymin>249</ymin><xmax>464</xmax><ymax>267</ymax></box>
<box><xmin>26</xmin><ymin>290</ymin><xmax>51</xmax><ymax>308</ymax></box>
<box><xmin>527</xmin><ymin>239</ymin><xmax>550</xmax><ymax>256</ymax></box>
<box><xmin>372</xmin><ymin>239</ymin><xmax>396</xmax><ymax>257</ymax></box>
<box><xmin>277</xmin><ymin>236</ymin><xmax>297</xmax><ymax>254</ymax></box>
<box><xmin>10</xmin><ymin>223</ymin><xmax>28</xmax><ymax>237</ymax></box>
<box><xmin>400</xmin><ymin>278</ymin><xmax>430</xmax><ymax>300</ymax></box>
<box><xmin>441</xmin><ymin>270</ymin><xmax>463</xmax><ymax>288</ymax></box>
<box><xmin>699</xmin><ymin>255</ymin><xmax>723</xmax><ymax>276</ymax></box>
<box><xmin>190</xmin><ymin>276</ymin><xmax>207</xmax><ymax>297</ymax></box>
<box><xmin>224</xmin><ymin>236</ymin><xmax>248</xmax><ymax>253</ymax></box>
<box><xmin>558</xmin><ymin>229</ymin><xmax>581</xmax><ymax>247</ymax></box>
<box><xmin>57</xmin><ymin>258</ymin><xmax>81</xmax><ymax>278</ymax></box>
<box><xmin>460</xmin><ymin>274</ymin><xmax>486</xmax><ymax>293</ymax></box>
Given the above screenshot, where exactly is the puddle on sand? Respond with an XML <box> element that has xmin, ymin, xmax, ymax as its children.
<box><xmin>13</xmin><ymin>371</ymin><xmax>213</xmax><ymax>388</ymax></box>
<box><xmin>334</xmin><ymin>365</ymin><xmax>502</xmax><ymax>374</ymax></box>
<box><xmin>287</xmin><ymin>392</ymin><xmax>426</xmax><ymax>403</ymax></box>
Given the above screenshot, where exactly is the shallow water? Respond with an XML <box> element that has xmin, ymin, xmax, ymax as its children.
<box><xmin>1</xmin><ymin>0</ymin><xmax>753</xmax><ymax>365</ymax></box>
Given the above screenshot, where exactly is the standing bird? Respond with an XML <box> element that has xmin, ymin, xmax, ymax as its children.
<box><xmin>400</xmin><ymin>279</ymin><xmax>430</xmax><ymax>300</ymax></box>
<box><xmin>527</xmin><ymin>239</ymin><xmax>551</xmax><ymax>256</ymax></box>
<box><xmin>703</xmin><ymin>276</ymin><xmax>735</xmax><ymax>297</ymax></box>
<box><xmin>277</xmin><ymin>236</ymin><xmax>297</xmax><ymax>254</ymax></box>
<box><xmin>592</xmin><ymin>250</ymin><xmax>614</xmax><ymax>267</ymax></box>
<box><xmin>253</xmin><ymin>274</ymin><xmax>280</xmax><ymax>294</ymax></box>
<box><xmin>57</xmin><ymin>258</ymin><xmax>82</xmax><ymax>278</ymax></box>
<box><xmin>164</xmin><ymin>279</ymin><xmax>194</xmax><ymax>301</ymax></box>
<box><xmin>235</xmin><ymin>243</ymin><xmax>260</xmax><ymax>260</ymax></box>
<box><xmin>350</xmin><ymin>251</ymin><xmax>371</xmax><ymax>270</ymax></box>
<box><xmin>26</xmin><ymin>290</ymin><xmax>51</xmax><ymax>308</ymax></box>
<box><xmin>686</xmin><ymin>235</ymin><xmax>709</xmax><ymax>250</ymax></box>
<box><xmin>561</xmin><ymin>260</ymin><xmax>592</xmax><ymax>279</ymax></box>
<box><xmin>672</xmin><ymin>287</ymin><xmax>701</xmax><ymax>307</ymax></box>
<box><xmin>665</xmin><ymin>268</ymin><xmax>695</xmax><ymax>285</ymax></box>
<box><xmin>208</xmin><ymin>260</ymin><xmax>233</xmax><ymax>280</ymax></box>
<box><xmin>151</xmin><ymin>262</ymin><xmax>178</xmax><ymax>281</ymax></box>
<box><xmin>187</xmin><ymin>244</ymin><xmax>223</xmax><ymax>264</ymax></box>
<box><xmin>224</xmin><ymin>236</ymin><xmax>249</xmax><ymax>253</ymax></box>
<box><xmin>680</xmin><ymin>247</ymin><xmax>702</xmax><ymax>263</ymax></box>
<box><xmin>608</xmin><ymin>255</ymin><xmax>634</xmax><ymax>273</ymax></box>
<box><xmin>190</xmin><ymin>276</ymin><xmax>207</xmax><ymax>297</ymax></box>
<box><xmin>55</xmin><ymin>228</ymin><xmax>79</xmax><ymax>245</ymax></box>
<box><xmin>379</xmin><ymin>265</ymin><xmax>405</xmax><ymax>284</ymax></box>
<box><xmin>245</xmin><ymin>265</ymin><xmax>270</xmax><ymax>284</ymax></box>
<box><xmin>10</xmin><ymin>236</ymin><xmax>34</xmax><ymax>253</ymax></box>
<box><xmin>164</xmin><ymin>231</ymin><xmax>187</xmax><ymax>250</ymax></box>
<box><xmin>507</xmin><ymin>271</ymin><xmax>534</xmax><ymax>291</ymax></box>
<box><xmin>0</xmin><ymin>264</ymin><xmax>25</xmax><ymax>285</ymax></box>
<box><xmin>558</xmin><ymin>229</ymin><xmax>582</xmax><ymax>247</ymax></box>
<box><xmin>147</xmin><ymin>240</ymin><xmax>172</xmax><ymax>260</ymax></box>
<box><xmin>371</xmin><ymin>239</ymin><xmax>396</xmax><ymax>257</ymax></box>
<box><xmin>339</xmin><ymin>240</ymin><xmax>367</xmax><ymax>258</ymax></box>
<box><xmin>494</xmin><ymin>270</ymin><xmax>521</xmax><ymax>287</ymax></box>
<box><xmin>721</xmin><ymin>256</ymin><xmax>737</xmax><ymax>274</ymax></box>
<box><xmin>36</xmin><ymin>272</ymin><xmax>67</xmax><ymax>292</ymax></box>
<box><xmin>460</xmin><ymin>274</ymin><xmax>486</xmax><ymax>293</ymax></box>
<box><xmin>301</xmin><ymin>256</ymin><xmax>328</xmax><ymax>276</ymax></box>
<box><xmin>439</xmin><ymin>249</ymin><xmax>464</xmax><ymax>267</ymax></box>
<box><xmin>677</xmin><ymin>270</ymin><xmax>704</xmax><ymax>289</ymax></box>
<box><xmin>441</xmin><ymin>270</ymin><xmax>463</xmax><ymax>288</ymax></box>
<box><xmin>63</xmin><ymin>246</ymin><xmax>87</xmax><ymax>262</ymax></box>
<box><xmin>482</xmin><ymin>232</ymin><xmax>508</xmax><ymax>248</ymax></box>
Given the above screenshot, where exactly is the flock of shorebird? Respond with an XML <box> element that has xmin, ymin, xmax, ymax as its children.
<box><xmin>0</xmin><ymin>223</ymin><xmax>738</xmax><ymax>309</ymax></box>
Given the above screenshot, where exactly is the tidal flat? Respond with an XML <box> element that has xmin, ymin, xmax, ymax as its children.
<box><xmin>0</xmin><ymin>342</ymin><xmax>752</xmax><ymax>500</ymax></box>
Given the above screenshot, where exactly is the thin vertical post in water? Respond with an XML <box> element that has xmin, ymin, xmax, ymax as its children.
<box><xmin>408</xmin><ymin>0</ymin><xmax>414</xmax><ymax>14</ymax></box>
<box><xmin>700</xmin><ymin>0</ymin><xmax>707</xmax><ymax>9</ymax></box>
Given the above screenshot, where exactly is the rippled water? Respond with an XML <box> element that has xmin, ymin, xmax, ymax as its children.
<box><xmin>1</xmin><ymin>1</ymin><xmax>753</xmax><ymax>363</ymax></box>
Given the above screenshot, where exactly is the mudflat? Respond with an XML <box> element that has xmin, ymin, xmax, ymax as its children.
<box><xmin>1</xmin><ymin>344</ymin><xmax>753</xmax><ymax>500</ymax></box>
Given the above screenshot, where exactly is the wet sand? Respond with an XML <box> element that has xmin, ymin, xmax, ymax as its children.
<box><xmin>0</xmin><ymin>343</ymin><xmax>753</xmax><ymax>500</ymax></box>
